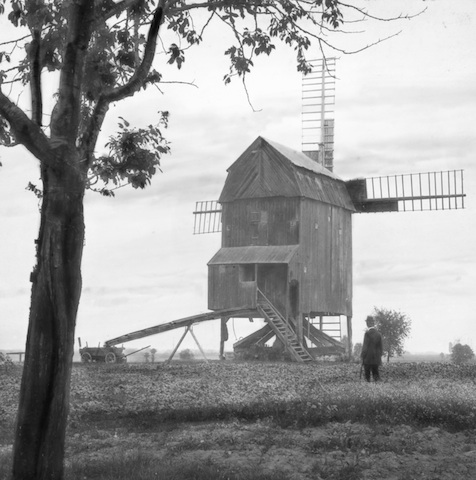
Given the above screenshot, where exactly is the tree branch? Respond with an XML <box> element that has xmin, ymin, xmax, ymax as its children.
<box><xmin>29</xmin><ymin>29</ymin><xmax>43</xmax><ymax>126</ymax></box>
<box><xmin>168</xmin><ymin>0</ymin><xmax>270</xmax><ymax>16</ymax></box>
<box><xmin>0</xmin><ymin>88</ymin><xmax>54</xmax><ymax>162</ymax></box>
<box><xmin>337</xmin><ymin>1</ymin><xmax>427</xmax><ymax>23</ymax></box>
<box><xmin>103</xmin><ymin>4</ymin><xmax>164</xmax><ymax>103</ymax></box>
<box><xmin>80</xmin><ymin>3</ymin><xmax>165</xmax><ymax>161</ymax></box>
<box><xmin>50</xmin><ymin>0</ymin><xmax>95</xmax><ymax>145</ymax></box>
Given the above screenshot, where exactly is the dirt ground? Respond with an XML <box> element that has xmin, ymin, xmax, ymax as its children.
<box><xmin>62</xmin><ymin>420</ymin><xmax>476</xmax><ymax>480</ymax></box>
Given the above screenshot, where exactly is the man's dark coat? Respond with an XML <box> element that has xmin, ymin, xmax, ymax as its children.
<box><xmin>361</xmin><ymin>327</ymin><xmax>383</xmax><ymax>365</ymax></box>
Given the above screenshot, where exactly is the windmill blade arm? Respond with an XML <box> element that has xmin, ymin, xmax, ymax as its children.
<box><xmin>346</xmin><ymin>170</ymin><xmax>465</xmax><ymax>213</ymax></box>
<box><xmin>193</xmin><ymin>200</ymin><xmax>222</xmax><ymax>234</ymax></box>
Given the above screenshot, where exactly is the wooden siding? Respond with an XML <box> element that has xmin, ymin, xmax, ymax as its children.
<box><xmin>257</xmin><ymin>264</ymin><xmax>288</xmax><ymax>314</ymax></box>
<box><xmin>209</xmin><ymin>136</ymin><xmax>354</xmax><ymax>317</ymax></box>
<box><xmin>208</xmin><ymin>265</ymin><xmax>257</xmax><ymax>310</ymax></box>
<box><xmin>299</xmin><ymin>198</ymin><xmax>352</xmax><ymax>316</ymax></box>
<box><xmin>221</xmin><ymin>198</ymin><xmax>300</xmax><ymax>247</ymax></box>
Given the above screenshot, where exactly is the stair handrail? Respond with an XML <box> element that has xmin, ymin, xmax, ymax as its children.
<box><xmin>256</xmin><ymin>289</ymin><xmax>289</xmax><ymax>327</ymax></box>
<box><xmin>256</xmin><ymin>289</ymin><xmax>312</xmax><ymax>362</ymax></box>
<box><xmin>256</xmin><ymin>288</ymin><xmax>303</xmax><ymax>346</ymax></box>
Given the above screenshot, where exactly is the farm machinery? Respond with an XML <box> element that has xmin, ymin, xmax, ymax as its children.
<box><xmin>77</xmin><ymin>307</ymin><xmax>253</xmax><ymax>365</ymax></box>
<box><xmin>78</xmin><ymin>337</ymin><xmax>149</xmax><ymax>364</ymax></box>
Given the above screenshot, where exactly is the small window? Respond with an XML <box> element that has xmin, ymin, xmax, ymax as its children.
<box><xmin>251</xmin><ymin>223</ymin><xmax>259</xmax><ymax>244</ymax></box>
<box><xmin>251</xmin><ymin>211</ymin><xmax>260</xmax><ymax>223</ymax></box>
<box><xmin>239</xmin><ymin>264</ymin><xmax>255</xmax><ymax>282</ymax></box>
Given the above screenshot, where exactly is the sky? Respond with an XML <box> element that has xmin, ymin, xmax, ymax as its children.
<box><xmin>1</xmin><ymin>0</ymin><xmax>475</xmax><ymax>357</ymax></box>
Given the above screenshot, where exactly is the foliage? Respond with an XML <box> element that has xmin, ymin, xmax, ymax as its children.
<box><xmin>352</xmin><ymin>342</ymin><xmax>362</xmax><ymax>360</ymax></box>
<box><xmin>0</xmin><ymin>1</ymin><xmax>421</xmax><ymax>181</ymax></box>
<box><xmin>179</xmin><ymin>348</ymin><xmax>195</xmax><ymax>360</ymax></box>
<box><xmin>372</xmin><ymin>307</ymin><xmax>411</xmax><ymax>362</ymax></box>
<box><xmin>63</xmin><ymin>450</ymin><xmax>289</xmax><ymax>480</ymax></box>
<box><xmin>451</xmin><ymin>343</ymin><xmax>475</xmax><ymax>365</ymax></box>
<box><xmin>0</xmin><ymin>352</ymin><xmax>13</xmax><ymax>370</ymax></box>
<box><xmin>4</xmin><ymin>362</ymin><xmax>476</xmax><ymax>436</ymax></box>
<box><xmin>89</xmin><ymin>116</ymin><xmax>170</xmax><ymax>195</ymax></box>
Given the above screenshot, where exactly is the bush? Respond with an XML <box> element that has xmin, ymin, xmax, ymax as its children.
<box><xmin>179</xmin><ymin>349</ymin><xmax>195</xmax><ymax>361</ymax></box>
<box><xmin>451</xmin><ymin>343</ymin><xmax>475</xmax><ymax>365</ymax></box>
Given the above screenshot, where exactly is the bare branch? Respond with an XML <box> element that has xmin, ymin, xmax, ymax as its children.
<box><xmin>337</xmin><ymin>2</ymin><xmax>427</xmax><ymax>22</ymax></box>
<box><xmin>0</xmin><ymin>34</ymin><xmax>30</xmax><ymax>47</ymax></box>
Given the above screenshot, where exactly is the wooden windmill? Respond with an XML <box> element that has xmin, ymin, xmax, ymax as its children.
<box><xmin>193</xmin><ymin>59</ymin><xmax>465</xmax><ymax>362</ymax></box>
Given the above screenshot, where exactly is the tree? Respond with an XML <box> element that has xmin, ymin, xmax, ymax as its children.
<box><xmin>143</xmin><ymin>351</ymin><xmax>150</xmax><ymax>363</ymax></box>
<box><xmin>150</xmin><ymin>348</ymin><xmax>157</xmax><ymax>363</ymax></box>
<box><xmin>0</xmin><ymin>1</ymin><xmax>419</xmax><ymax>478</ymax></box>
<box><xmin>179</xmin><ymin>348</ymin><xmax>194</xmax><ymax>361</ymax></box>
<box><xmin>353</xmin><ymin>342</ymin><xmax>362</xmax><ymax>360</ymax></box>
<box><xmin>451</xmin><ymin>343</ymin><xmax>475</xmax><ymax>365</ymax></box>
<box><xmin>372</xmin><ymin>307</ymin><xmax>411</xmax><ymax>363</ymax></box>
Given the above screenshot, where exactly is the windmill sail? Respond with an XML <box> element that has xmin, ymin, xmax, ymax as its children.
<box><xmin>193</xmin><ymin>200</ymin><xmax>222</xmax><ymax>234</ymax></box>
<box><xmin>302</xmin><ymin>57</ymin><xmax>336</xmax><ymax>171</ymax></box>
<box><xmin>346</xmin><ymin>169</ymin><xmax>465</xmax><ymax>213</ymax></box>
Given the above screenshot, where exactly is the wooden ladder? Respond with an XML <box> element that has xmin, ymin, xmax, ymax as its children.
<box><xmin>257</xmin><ymin>291</ymin><xmax>313</xmax><ymax>363</ymax></box>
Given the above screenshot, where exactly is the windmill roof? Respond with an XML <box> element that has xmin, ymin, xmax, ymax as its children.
<box><xmin>219</xmin><ymin>137</ymin><xmax>355</xmax><ymax>210</ymax></box>
<box><xmin>208</xmin><ymin>245</ymin><xmax>298</xmax><ymax>265</ymax></box>
<box><xmin>261</xmin><ymin>137</ymin><xmax>341</xmax><ymax>180</ymax></box>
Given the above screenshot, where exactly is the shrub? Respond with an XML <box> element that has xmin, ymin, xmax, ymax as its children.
<box><xmin>179</xmin><ymin>349</ymin><xmax>195</xmax><ymax>361</ymax></box>
<box><xmin>451</xmin><ymin>343</ymin><xmax>475</xmax><ymax>365</ymax></box>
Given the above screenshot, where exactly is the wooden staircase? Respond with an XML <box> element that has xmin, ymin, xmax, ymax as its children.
<box><xmin>257</xmin><ymin>292</ymin><xmax>313</xmax><ymax>363</ymax></box>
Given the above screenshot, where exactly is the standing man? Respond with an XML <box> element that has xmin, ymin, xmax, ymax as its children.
<box><xmin>361</xmin><ymin>315</ymin><xmax>383</xmax><ymax>382</ymax></box>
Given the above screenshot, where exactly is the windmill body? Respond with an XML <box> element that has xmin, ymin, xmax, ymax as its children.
<box><xmin>206</xmin><ymin>136</ymin><xmax>355</xmax><ymax>359</ymax></box>
<box><xmin>195</xmin><ymin>134</ymin><xmax>465</xmax><ymax>361</ymax></box>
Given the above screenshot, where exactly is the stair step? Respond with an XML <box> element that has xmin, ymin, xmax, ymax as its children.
<box><xmin>259</xmin><ymin>300</ymin><xmax>313</xmax><ymax>363</ymax></box>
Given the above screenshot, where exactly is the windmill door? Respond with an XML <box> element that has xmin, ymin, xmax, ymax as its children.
<box><xmin>257</xmin><ymin>264</ymin><xmax>287</xmax><ymax>315</ymax></box>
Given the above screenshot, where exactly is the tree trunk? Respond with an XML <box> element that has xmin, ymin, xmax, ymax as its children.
<box><xmin>12</xmin><ymin>159</ymin><xmax>86</xmax><ymax>480</ymax></box>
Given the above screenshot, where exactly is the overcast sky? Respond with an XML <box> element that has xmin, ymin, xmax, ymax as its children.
<box><xmin>1</xmin><ymin>0</ymin><xmax>475</xmax><ymax>356</ymax></box>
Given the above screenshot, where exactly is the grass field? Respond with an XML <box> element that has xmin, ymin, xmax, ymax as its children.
<box><xmin>1</xmin><ymin>361</ymin><xmax>476</xmax><ymax>479</ymax></box>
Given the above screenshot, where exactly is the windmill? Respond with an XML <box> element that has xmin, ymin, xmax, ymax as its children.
<box><xmin>193</xmin><ymin>58</ymin><xmax>465</xmax><ymax>362</ymax></box>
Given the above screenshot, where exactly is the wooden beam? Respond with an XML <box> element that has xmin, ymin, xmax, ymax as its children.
<box><xmin>219</xmin><ymin>317</ymin><xmax>229</xmax><ymax>359</ymax></box>
<box><xmin>105</xmin><ymin>307</ymin><xmax>258</xmax><ymax>346</ymax></box>
<box><xmin>189</xmin><ymin>327</ymin><xmax>209</xmax><ymax>363</ymax></box>
<box><xmin>164</xmin><ymin>326</ymin><xmax>191</xmax><ymax>366</ymax></box>
<box><xmin>346</xmin><ymin>315</ymin><xmax>353</xmax><ymax>358</ymax></box>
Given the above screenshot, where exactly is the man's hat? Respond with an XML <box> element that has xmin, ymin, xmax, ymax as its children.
<box><xmin>365</xmin><ymin>315</ymin><xmax>375</xmax><ymax>326</ymax></box>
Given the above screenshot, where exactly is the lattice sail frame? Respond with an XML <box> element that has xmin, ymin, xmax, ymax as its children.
<box><xmin>193</xmin><ymin>200</ymin><xmax>222</xmax><ymax>234</ymax></box>
<box><xmin>301</xmin><ymin>57</ymin><xmax>336</xmax><ymax>170</ymax></box>
<box><xmin>351</xmin><ymin>169</ymin><xmax>465</xmax><ymax>212</ymax></box>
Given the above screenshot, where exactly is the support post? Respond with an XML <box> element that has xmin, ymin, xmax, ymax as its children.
<box><xmin>165</xmin><ymin>325</ymin><xmax>191</xmax><ymax>366</ymax></box>
<box><xmin>219</xmin><ymin>317</ymin><xmax>229</xmax><ymax>360</ymax></box>
<box><xmin>189</xmin><ymin>327</ymin><xmax>209</xmax><ymax>363</ymax></box>
<box><xmin>346</xmin><ymin>315</ymin><xmax>353</xmax><ymax>359</ymax></box>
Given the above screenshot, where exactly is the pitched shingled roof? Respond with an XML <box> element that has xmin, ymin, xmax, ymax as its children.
<box><xmin>219</xmin><ymin>136</ymin><xmax>355</xmax><ymax>211</ymax></box>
